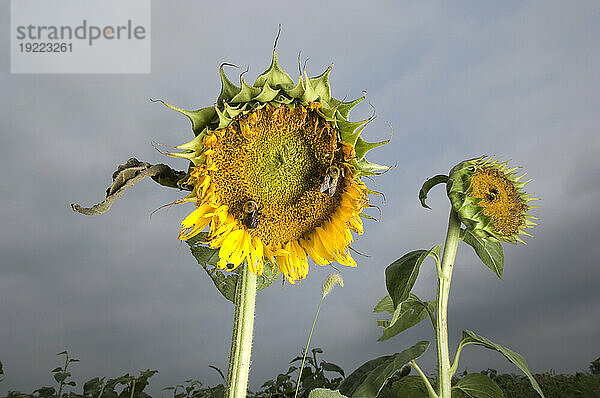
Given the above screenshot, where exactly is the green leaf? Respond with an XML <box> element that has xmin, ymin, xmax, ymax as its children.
<box><xmin>217</xmin><ymin>63</ymin><xmax>241</xmax><ymax>106</ymax></box>
<box><xmin>373</xmin><ymin>295</ymin><xmax>395</xmax><ymax>315</ymax></box>
<box><xmin>462</xmin><ymin>230</ymin><xmax>504</xmax><ymax>279</ymax></box>
<box><xmin>33</xmin><ymin>387</ymin><xmax>56</xmax><ymax>397</ymax></box>
<box><xmin>321</xmin><ymin>361</ymin><xmax>345</xmax><ymax>377</ymax></box>
<box><xmin>457</xmin><ymin>330</ymin><xmax>544</xmax><ymax>397</ymax></box>
<box><xmin>390</xmin><ymin>376</ymin><xmax>431</xmax><ymax>398</ymax></box>
<box><xmin>139</xmin><ymin>369</ymin><xmax>158</xmax><ymax>379</ymax></box>
<box><xmin>255</xmin><ymin>261</ymin><xmax>280</xmax><ymax>291</ymax></box>
<box><xmin>377</xmin><ymin>295</ymin><xmax>430</xmax><ymax>341</ymax></box>
<box><xmin>308</xmin><ymin>65</ymin><xmax>333</xmax><ymax>102</ymax></box>
<box><xmin>53</xmin><ymin>371</ymin><xmax>69</xmax><ymax>383</ymax></box>
<box><xmin>333</xmin><ymin>96</ymin><xmax>365</xmax><ymax>120</ymax></box>
<box><xmin>156</xmin><ymin>101</ymin><xmax>217</xmax><ymax>136</ymax></box>
<box><xmin>187</xmin><ymin>238</ymin><xmax>237</xmax><ymax>302</ymax></box>
<box><xmin>308</xmin><ymin>388</ymin><xmax>348</xmax><ymax>398</ymax></box>
<box><xmin>186</xmin><ymin>234</ymin><xmax>279</xmax><ymax>302</ymax></box>
<box><xmin>385</xmin><ymin>246</ymin><xmax>441</xmax><ymax>308</ymax></box>
<box><xmin>355</xmin><ymin>136</ymin><xmax>390</xmax><ymax>162</ymax></box>
<box><xmin>51</xmin><ymin>367</ymin><xmax>62</xmax><ymax>373</ymax></box>
<box><xmin>452</xmin><ymin>373</ymin><xmax>504</xmax><ymax>398</ymax></box>
<box><xmin>254</xmin><ymin>50</ymin><xmax>295</xmax><ymax>91</ymax></box>
<box><xmin>339</xmin><ymin>341</ymin><xmax>430</xmax><ymax>398</ymax></box>
<box><xmin>338</xmin><ymin>355</ymin><xmax>393</xmax><ymax>396</ymax></box>
<box><xmin>101</xmin><ymin>389</ymin><xmax>119</xmax><ymax>398</ymax></box>
<box><xmin>356</xmin><ymin>158</ymin><xmax>389</xmax><ymax>176</ymax></box>
<box><xmin>83</xmin><ymin>377</ymin><xmax>104</xmax><ymax>395</ymax></box>
<box><xmin>209</xmin><ymin>383</ymin><xmax>225</xmax><ymax>397</ymax></box>
<box><xmin>419</xmin><ymin>174</ymin><xmax>449</xmax><ymax>209</ymax></box>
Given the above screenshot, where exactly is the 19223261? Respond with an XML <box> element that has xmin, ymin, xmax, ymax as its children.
<box><xmin>19</xmin><ymin>42</ymin><xmax>72</xmax><ymax>52</ymax></box>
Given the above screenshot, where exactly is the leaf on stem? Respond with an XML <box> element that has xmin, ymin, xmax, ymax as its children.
<box><xmin>321</xmin><ymin>362</ymin><xmax>345</xmax><ymax>377</ymax></box>
<box><xmin>339</xmin><ymin>341</ymin><xmax>430</xmax><ymax>398</ymax></box>
<box><xmin>186</xmin><ymin>233</ymin><xmax>278</xmax><ymax>302</ymax></box>
<box><xmin>385</xmin><ymin>245</ymin><xmax>441</xmax><ymax>308</ymax></box>
<box><xmin>419</xmin><ymin>174</ymin><xmax>449</xmax><ymax>209</ymax></box>
<box><xmin>389</xmin><ymin>376</ymin><xmax>431</xmax><ymax>398</ymax></box>
<box><xmin>456</xmin><ymin>330</ymin><xmax>544</xmax><ymax>397</ymax></box>
<box><xmin>53</xmin><ymin>371</ymin><xmax>70</xmax><ymax>383</ymax></box>
<box><xmin>374</xmin><ymin>294</ymin><xmax>432</xmax><ymax>341</ymax></box>
<box><xmin>462</xmin><ymin>230</ymin><xmax>504</xmax><ymax>279</ymax></box>
<box><xmin>452</xmin><ymin>373</ymin><xmax>505</xmax><ymax>398</ymax></box>
<box><xmin>373</xmin><ymin>295</ymin><xmax>394</xmax><ymax>314</ymax></box>
<box><xmin>71</xmin><ymin>158</ymin><xmax>188</xmax><ymax>215</ymax></box>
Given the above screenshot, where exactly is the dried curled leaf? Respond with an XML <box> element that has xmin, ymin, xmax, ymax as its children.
<box><xmin>71</xmin><ymin>158</ymin><xmax>188</xmax><ymax>215</ymax></box>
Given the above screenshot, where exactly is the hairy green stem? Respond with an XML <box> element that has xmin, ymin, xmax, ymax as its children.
<box><xmin>449</xmin><ymin>341</ymin><xmax>466</xmax><ymax>377</ymax></box>
<box><xmin>57</xmin><ymin>354</ymin><xmax>68</xmax><ymax>398</ymax></box>
<box><xmin>225</xmin><ymin>264</ymin><xmax>257</xmax><ymax>398</ymax></box>
<box><xmin>435</xmin><ymin>209</ymin><xmax>461</xmax><ymax>397</ymax></box>
<box><xmin>129</xmin><ymin>380</ymin><xmax>136</xmax><ymax>398</ymax></box>
<box><xmin>410</xmin><ymin>360</ymin><xmax>438</xmax><ymax>398</ymax></box>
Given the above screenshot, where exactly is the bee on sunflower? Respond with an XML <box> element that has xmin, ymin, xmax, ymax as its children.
<box><xmin>162</xmin><ymin>50</ymin><xmax>388</xmax><ymax>284</ymax></box>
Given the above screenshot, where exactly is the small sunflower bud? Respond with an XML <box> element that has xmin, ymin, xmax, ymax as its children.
<box><xmin>447</xmin><ymin>156</ymin><xmax>537</xmax><ymax>243</ymax></box>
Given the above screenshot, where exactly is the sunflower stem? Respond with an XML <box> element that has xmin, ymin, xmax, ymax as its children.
<box><xmin>225</xmin><ymin>263</ymin><xmax>257</xmax><ymax>398</ymax></box>
<box><xmin>410</xmin><ymin>360</ymin><xmax>439</xmax><ymax>398</ymax></box>
<box><xmin>435</xmin><ymin>209</ymin><xmax>461</xmax><ymax>398</ymax></box>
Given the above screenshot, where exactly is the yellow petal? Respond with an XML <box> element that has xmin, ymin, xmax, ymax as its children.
<box><xmin>335</xmin><ymin>250</ymin><xmax>357</xmax><ymax>267</ymax></box>
<box><xmin>219</xmin><ymin>229</ymin><xmax>244</xmax><ymax>263</ymax></box>
<box><xmin>349</xmin><ymin>215</ymin><xmax>364</xmax><ymax>234</ymax></box>
<box><xmin>304</xmin><ymin>234</ymin><xmax>333</xmax><ymax>264</ymax></box>
<box><xmin>315</xmin><ymin>226</ymin><xmax>337</xmax><ymax>257</ymax></box>
<box><xmin>249</xmin><ymin>237</ymin><xmax>265</xmax><ymax>275</ymax></box>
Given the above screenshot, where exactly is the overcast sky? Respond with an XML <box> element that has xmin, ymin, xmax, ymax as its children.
<box><xmin>1</xmin><ymin>0</ymin><xmax>599</xmax><ymax>395</ymax></box>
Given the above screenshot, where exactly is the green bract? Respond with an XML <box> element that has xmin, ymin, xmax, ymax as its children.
<box><xmin>157</xmin><ymin>50</ymin><xmax>388</xmax><ymax>178</ymax></box>
<box><xmin>447</xmin><ymin>156</ymin><xmax>537</xmax><ymax>243</ymax></box>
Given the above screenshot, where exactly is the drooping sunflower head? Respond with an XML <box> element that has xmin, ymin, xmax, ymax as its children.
<box><xmin>447</xmin><ymin>156</ymin><xmax>537</xmax><ymax>243</ymax></box>
<box><xmin>161</xmin><ymin>50</ymin><xmax>388</xmax><ymax>283</ymax></box>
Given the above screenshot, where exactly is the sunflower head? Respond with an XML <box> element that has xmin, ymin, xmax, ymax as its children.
<box><xmin>447</xmin><ymin>156</ymin><xmax>537</xmax><ymax>243</ymax></box>
<box><xmin>160</xmin><ymin>50</ymin><xmax>388</xmax><ymax>283</ymax></box>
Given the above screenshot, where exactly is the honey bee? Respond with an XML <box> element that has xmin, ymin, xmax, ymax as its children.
<box><xmin>319</xmin><ymin>165</ymin><xmax>344</xmax><ymax>197</ymax></box>
<box><xmin>243</xmin><ymin>200</ymin><xmax>263</xmax><ymax>229</ymax></box>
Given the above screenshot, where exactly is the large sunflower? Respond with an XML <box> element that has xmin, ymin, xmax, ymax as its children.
<box><xmin>162</xmin><ymin>51</ymin><xmax>387</xmax><ymax>283</ymax></box>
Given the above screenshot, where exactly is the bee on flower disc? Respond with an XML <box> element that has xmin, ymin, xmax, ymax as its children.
<box><xmin>243</xmin><ymin>200</ymin><xmax>263</xmax><ymax>229</ymax></box>
<box><xmin>319</xmin><ymin>165</ymin><xmax>344</xmax><ymax>197</ymax></box>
